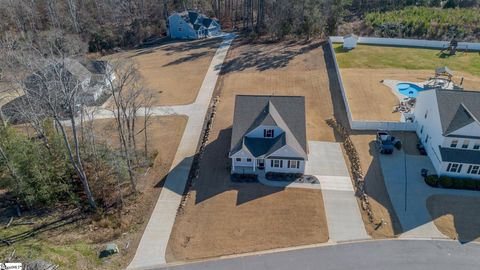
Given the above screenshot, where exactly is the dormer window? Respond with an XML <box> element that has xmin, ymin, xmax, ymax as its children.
<box><xmin>264</xmin><ymin>129</ymin><xmax>274</xmax><ymax>138</ymax></box>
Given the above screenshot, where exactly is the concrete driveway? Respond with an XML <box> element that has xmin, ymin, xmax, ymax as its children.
<box><xmin>305</xmin><ymin>141</ymin><xmax>369</xmax><ymax>242</ymax></box>
<box><xmin>379</xmin><ymin>149</ymin><xmax>480</xmax><ymax>239</ymax></box>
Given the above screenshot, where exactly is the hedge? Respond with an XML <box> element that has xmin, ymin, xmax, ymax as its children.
<box><xmin>424</xmin><ymin>175</ymin><xmax>480</xmax><ymax>191</ymax></box>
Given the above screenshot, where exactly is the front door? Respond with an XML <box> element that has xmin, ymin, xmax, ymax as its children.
<box><xmin>256</xmin><ymin>159</ymin><xmax>265</xmax><ymax>169</ymax></box>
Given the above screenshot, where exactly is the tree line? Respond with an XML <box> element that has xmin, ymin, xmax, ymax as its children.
<box><xmin>1</xmin><ymin>0</ymin><xmax>479</xmax><ymax>53</ymax></box>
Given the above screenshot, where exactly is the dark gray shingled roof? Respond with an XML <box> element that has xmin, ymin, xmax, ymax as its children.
<box><xmin>435</xmin><ymin>89</ymin><xmax>480</xmax><ymax>135</ymax></box>
<box><xmin>439</xmin><ymin>146</ymin><xmax>480</xmax><ymax>164</ymax></box>
<box><xmin>229</xmin><ymin>95</ymin><xmax>307</xmax><ymax>159</ymax></box>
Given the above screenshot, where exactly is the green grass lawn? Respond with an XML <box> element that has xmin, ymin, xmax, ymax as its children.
<box><xmin>333</xmin><ymin>43</ymin><xmax>480</xmax><ymax>76</ymax></box>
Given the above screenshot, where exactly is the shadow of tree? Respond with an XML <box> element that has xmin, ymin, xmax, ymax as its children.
<box><xmin>0</xmin><ymin>209</ymin><xmax>86</xmax><ymax>246</ymax></box>
<box><xmin>162</xmin><ymin>51</ymin><xmax>210</xmax><ymax>67</ymax></box>
<box><xmin>220</xmin><ymin>40</ymin><xmax>323</xmax><ymax>75</ymax></box>
<box><xmin>128</xmin><ymin>37</ymin><xmax>223</xmax><ymax>59</ymax></box>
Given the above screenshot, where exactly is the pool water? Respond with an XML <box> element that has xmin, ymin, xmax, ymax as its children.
<box><xmin>396</xmin><ymin>83</ymin><xmax>424</xmax><ymax>98</ymax></box>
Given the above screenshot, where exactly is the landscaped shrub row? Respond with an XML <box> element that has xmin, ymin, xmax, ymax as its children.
<box><xmin>365</xmin><ymin>7</ymin><xmax>480</xmax><ymax>41</ymax></box>
<box><xmin>265</xmin><ymin>172</ymin><xmax>303</xmax><ymax>181</ymax></box>
<box><xmin>231</xmin><ymin>174</ymin><xmax>258</xmax><ymax>182</ymax></box>
<box><xmin>424</xmin><ymin>175</ymin><xmax>480</xmax><ymax>190</ymax></box>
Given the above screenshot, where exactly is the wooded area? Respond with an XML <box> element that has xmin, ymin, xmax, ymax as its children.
<box><xmin>0</xmin><ymin>0</ymin><xmax>479</xmax><ymax>54</ymax></box>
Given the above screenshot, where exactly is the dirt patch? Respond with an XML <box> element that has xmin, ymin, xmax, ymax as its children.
<box><xmin>166</xmin><ymin>39</ymin><xmax>331</xmax><ymax>262</ymax></box>
<box><xmin>427</xmin><ymin>195</ymin><xmax>480</xmax><ymax>243</ymax></box>
<box><xmin>104</xmin><ymin>38</ymin><xmax>222</xmax><ymax>106</ymax></box>
<box><xmin>0</xmin><ymin>116</ymin><xmax>187</xmax><ymax>269</ymax></box>
<box><xmin>341</xmin><ymin>68</ymin><xmax>480</xmax><ymax>121</ymax></box>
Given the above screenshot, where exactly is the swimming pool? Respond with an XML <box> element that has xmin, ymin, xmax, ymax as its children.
<box><xmin>396</xmin><ymin>83</ymin><xmax>424</xmax><ymax>98</ymax></box>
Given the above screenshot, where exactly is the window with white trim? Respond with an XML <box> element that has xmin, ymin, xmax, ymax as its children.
<box><xmin>246</xmin><ymin>158</ymin><xmax>252</xmax><ymax>162</ymax></box>
<box><xmin>462</xmin><ymin>140</ymin><xmax>470</xmax><ymax>149</ymax></box>
<box><xmin>420</xmin><ymin>125</ymin><xmax>424</xmax><ymax>134</ymax></box>
<box><xmin>271</xmin><ymin>159</ymin><xmax>282</xmax><ymax>168</ymax></box>
<box><xmin>264</xmin><ymin>129</ymin><xmax>274</xmax><ymax>138</ymax></box>
<box><xmin>474</xmin><ymin>143</ymin><xmax>480</xmax><ymax>150</ymax></box>
<box><xmin>450</xmin><ymin>140</ymin><xmax>458</xmax><ymax>148</ymax></box>
<box><xmin>446</xmin><ymin>163</ymin><xmax>462</xmax><ymax>173</ymax></box>
<box><xmin>178</xmin><ymin>27</ymin><xmax>183</xmax><ymax>32</ymax></box>
<box><xmin>288</xmin><ymin>160</ymin><xmax>300</xmax><ymax>169</ymax></box>
<box><xmin>468</xmin><ymin>165</ymin><xmax>479</xmax><ymax>174</ymax></box>
<box><xmin>235</xmin><ymin>158</ymin><xmax>241</xmax><ymax>162</ymax></box>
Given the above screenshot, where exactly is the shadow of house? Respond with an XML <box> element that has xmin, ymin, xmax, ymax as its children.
<box><xmin>193</xmin><ymin>127</ymin><xmax>285</xmax><ymax>205</ymax></box>
<box><xmin>427</xmin><ymin>195</ymin><xmax>480</xmax><ymax>243</ymax></box>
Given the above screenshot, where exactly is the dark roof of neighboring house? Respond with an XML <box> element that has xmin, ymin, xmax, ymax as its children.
<box><xmin>64</xmin><ymin>58</ymin><xmax>91</xmax><ymax>82</ymax></box>
<box><xmin>81</xmin><ymin>60</ymin><xmax>110</xmax><ymax>75</ymax></box>
<box><xmin>176</xmin><ymin>10</ymin><xmax>219</xmax><ymax>31</ymax></box>
<box><xmin>229</xmin><ymin>95</ymin><xmax>307</xmax><ymax>159</ymax></box>
<box><xmin>439</xmin><ymin>146</ymin><xmax>480</xmax><ymax>164</ymax></box>
<box><xmin>434</xmin><ymin>89</ymin><xmax>480</xmax><ymax>135</ymax></box>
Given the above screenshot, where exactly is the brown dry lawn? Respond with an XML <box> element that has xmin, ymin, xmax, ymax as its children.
<box><xmin>166</xmin><ymin>39</ymin><xmax>333</xmax><ymax>262</ymax></box>
<box><xmin>427</xmin><ymin>195</ymin><xmax>480</xmax><ymax>243</ymax></box>
<box><xmin>104</xmin><ymin>38</ymin><xmax>222</xmax><ymax>106</ymax></box>
<box><xmin>341</xmin><ymin>68</ymin><xmax>480</xmax><ymax>121</ymax></box>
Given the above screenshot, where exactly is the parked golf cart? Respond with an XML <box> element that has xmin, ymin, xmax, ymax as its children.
<box><xmin>376</xmin><ymin>131</ymin><xmax>395</xmax><ymax>154</ymax></box>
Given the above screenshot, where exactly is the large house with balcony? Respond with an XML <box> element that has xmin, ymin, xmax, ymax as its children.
<box><xmin>414</xmin><ymin>89</ymin><xmax>480</xmax><ymax>179</ymax></box>
<box><xmin>229</xmin><ymin>95</ymin><xmax>308</xmax><ymax>175</ymax></box>
<box><xmin>167</xmin><ymin>11</ymin><xmax>221</xmax><ymax>39</ymax></box>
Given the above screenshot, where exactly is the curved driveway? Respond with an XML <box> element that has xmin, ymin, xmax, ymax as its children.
<box><xmin>156</xmin><ymin>240</ymin><xmax>480</xmax><ymax>270</ymax></box>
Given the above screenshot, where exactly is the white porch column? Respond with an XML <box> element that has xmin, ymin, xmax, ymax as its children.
<box><xmin>232</xmin><ymin>158</ymin><xmax>235</xmax><ymax>172</ymax></box>
<box><xmin>253</xmin><ymin>158</ymin><xmax>256</xmax><ymax>172</ymax></box>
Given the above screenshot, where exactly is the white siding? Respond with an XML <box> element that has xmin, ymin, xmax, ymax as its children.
<box><xmin>414</xmin><ymin>90</ymin><xmax>443</xmax><ymax>174</ymax></box>
<box><xmin>265</xmin><ymin>158</ymin><xmax>305</xmax><ymax>173</ymax></box>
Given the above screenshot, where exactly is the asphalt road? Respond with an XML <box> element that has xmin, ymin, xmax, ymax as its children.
<box><xmin>154</xmin><ymin>240</ymin><xmax>480</xmax><ymax>270</ymax></box>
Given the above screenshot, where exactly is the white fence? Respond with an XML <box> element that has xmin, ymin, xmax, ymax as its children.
<box><xmin>330</xmin><ymin>36</ymin><xmax>480</xmax><ymax>51</ymax></box>
<box><xmin>327</xmin><ymin>37</ymin><xmax>417</xmax><ymax>132</ymax></box>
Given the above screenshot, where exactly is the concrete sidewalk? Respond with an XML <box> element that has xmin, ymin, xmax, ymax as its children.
<box><xmin>305</xmin><ymin>141</ymin><xmax>370</xmax><ymax>242</ymax></box>
<box><xmin>127</xmin><ymin>34</ymin><xmax>235</xmax><ymax>270</ymax></box>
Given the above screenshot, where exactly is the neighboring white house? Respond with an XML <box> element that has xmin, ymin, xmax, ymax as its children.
<box><xmin>343</xmin><ymin>34</ymin><xmax>358</xmax><ymax>49</ymax></box>
<box><xmin>167</xmin><ymin>11</ymin><xmax>221</xmax><ymax>39</ymax></box>
<box><xmin>414</xmin><ymin>89</ymin><xmax>480</xmax><ymax>179</ymax></box>
<box><xmin>229</xmin><ymin>95</ymin><xmax>308</xmax><ymax>175</ymax></box>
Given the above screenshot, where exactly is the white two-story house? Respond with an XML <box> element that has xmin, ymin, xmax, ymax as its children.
<box><xmin>414</xmin><ymin>89</ymin><xmax>480</xmax><ymax>179</ymax></box>
<box><xmin>229</xmin><ymin>95</ymin><xmax>308</xmax><ymax>175</ymax></box>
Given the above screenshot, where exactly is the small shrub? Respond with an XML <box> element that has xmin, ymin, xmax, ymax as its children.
<box><xmin>424</xmin><ymin>174</ymin><xmax>439</xmax><ymax>187</ymax></box>
<box><xmin>439</xmin><ymin>176</ymin><xmax>454</xmax><ymax>188</ymax></box>
<box><xmin>394</xmin><ymin>140</ymin><xmax>402</xmax><ymax>150</ymax></box>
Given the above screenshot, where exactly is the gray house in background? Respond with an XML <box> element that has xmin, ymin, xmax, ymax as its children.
<box><xmin>61</xmin><ymin>58</ymin><xmax>115</xmax><ymax>105</ymax></box>
<box><xmin>229</xmin><ymin>95</ymin><xmax>308</xmax><ymax>175</ymax></box>
<box><xmin>167</xmin><ymin>10</ymin><xmax>221</xmax><ymax>39</ymax></box>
